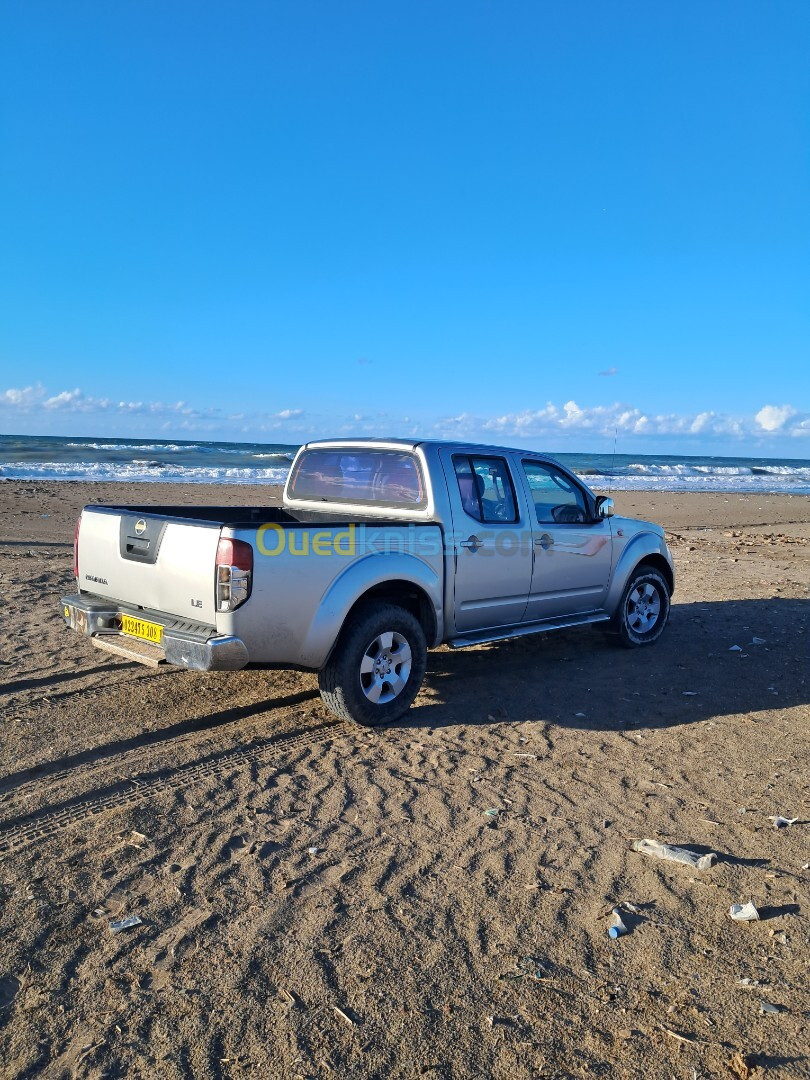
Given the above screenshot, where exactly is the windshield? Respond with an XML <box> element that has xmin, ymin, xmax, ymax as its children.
<box><xmin>287</xmin><ymin>448</ymin><xmax>426</xmax><ymax>508</ymax></box>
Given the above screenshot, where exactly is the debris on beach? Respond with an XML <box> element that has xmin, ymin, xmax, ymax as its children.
<box><xmin>749</xmin><ymin>636</ymin><xmax>766</xmax><ymax>645</ymax></box>
<box><xmin>306</xmin><ymin>846</ymin><xmax>319</xmax><ymax>854</ymax></box>
<box><xmin>109</xmin><ymin>916</ymin><xmax>142</xmax><ymax>933</ymax></box>
<box><xmin>498</xmin><ymin>955</ymin><xmax>550</xmax><ymax>983</ymax></box>
<box><xmin>487</xmin><ymin>1015</ymin><xmax>517</xmax><ymax>1028</ymax></box>
<box><xmin>631</xmin><ymin>838</ymin><xmax>717</xmax><ymax>871</ymax></box>
<box><xmin>660</xmin><ymin>1024</ymin><xmax>698</xmax><ymax>1046</ymax></box>
<box><xmin>729</xmin><ymin>645</ymin><xmax>743</xmax><ymax>652</ymax></box>
<box><xmin>332</xmin><ymin>1005</ymin><xmax>355</xmax><ymax>1027</ymax></box>
<box><xmin>767</xmin><ymin>815</ymin><xmax>798</xmax><ymax>828</ymax></box>
<box><xmin>759</xmin><ymin>1001</ymin><xmax>782</xmax><ymax>1015</ymax></box>
<box><xmin>608</xmin><ymin>908</ymin><xmax>628</xmax><ymax>939</ymax></box>
<box><xmin>729</xmin><ymin>902</ymin><xmax>760</xmax><ymax>922</ymax></box>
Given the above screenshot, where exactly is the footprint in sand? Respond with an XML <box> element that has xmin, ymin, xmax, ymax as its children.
<box><xmin>143</xmin><ymin>908</ymin><xmax>211</xmax><ymax>991</ymax></box>
<box><xmin>295</xmin><ymin>861</ymin><xmax>350</xmax><ymax>901</ymax></box>
<box><xmin>91</xmin><ymin>874</ymin><xmax>154</xmax><ymax>920</ymax></box>
<box><xmin>90</xmin><ymin>888</ymin><xmax>126</xmax><ymax>919</ymax></box>
<box><xmin>222</xmin><ymin>833</ymin><xmax>257</xmax><ymax>860</ymax></box>
<box><xmin>168</xmin><ymin>857</ymin><xmax>197</xmax><ymax>875</ymax></box>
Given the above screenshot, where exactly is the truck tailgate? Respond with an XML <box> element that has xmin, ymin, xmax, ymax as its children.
<box><xmin>78</xmin><ymin>508</ymin><xmax>221</xmax><ymax>624</ymax></box>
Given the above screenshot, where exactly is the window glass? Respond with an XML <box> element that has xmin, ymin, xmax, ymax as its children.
<box><xmin>523</xmin><ymin>461</ymin><xmax>589</xmax><ymax>524</ymax></box>
<box><xmin>453</xmin><ymin>455</ymin><xmax>518</xmax><ymax>523</ymax></box>
<box><xmin>288</xmin><ymin>449</ymin><xmax>425</xmax><ymax>507</ymax></box>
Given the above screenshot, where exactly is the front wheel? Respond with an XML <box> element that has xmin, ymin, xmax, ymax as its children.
<box><xmin>318</xmin><ymin>603</ymin><xmax>427</xmax><ymax>726</ymax></box>
<box><xmin>612</xmin><ymin>566</ymin><xmax>671</xmax><ymax>648</ymax></box>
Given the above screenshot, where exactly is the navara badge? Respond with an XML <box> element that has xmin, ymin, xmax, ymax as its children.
<box><xmin>134</xmin><ymin>518</ymin><xmax>147</xmax><ymax>535</ymax></box>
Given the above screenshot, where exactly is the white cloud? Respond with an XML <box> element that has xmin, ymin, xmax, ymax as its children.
<box><xmin>2</xmin><ymin>381</ymin><xmax>807</xmax><ymax>445</ymax></box>
<box><xmin>436</xmin><ymin>399</ymin><xmax>808</xmax><ymax>442</ymax></box>
<box><xmin>1</xmin><ymin>384</ymin><xmax>45</xmax><ymax>407</ymax></box>
<box><xmin>598</xmin><ymin>366</ymin><xmax>618</xmax><ymax>377</ymax></box>
<box><xmin>755</xmin><ymin>404</ymin><xmax>797</xmax><ymax>432</ymax></box>
<box><xmin>43</xmin><ymin>388</ymin><xmax>87</xmax><ymax>410</ymax></box>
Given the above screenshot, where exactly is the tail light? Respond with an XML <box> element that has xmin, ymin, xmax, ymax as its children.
<box><xmin>216</xmin><ymin>538</ymin><xmax>253</xmax><ymax>612</ymax></box>
<box><xmin>74</xmin><ymin>516</ymin><xmax>81</xmax><ymax>578</ymax></box>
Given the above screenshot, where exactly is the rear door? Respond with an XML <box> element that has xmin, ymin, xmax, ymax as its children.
<box><xmin>517</xmin><ymin>459</ymin><xmax>612</xmax><ymax>621</ymax></box>
<box><xmin>439</xmin><ymin>449</ymin><xmax>532</xmax><ymax>633</ymax></box>
<box><xmin>78</xmin><ymin>508</ymin><xmax>221</xmax><ymax>625</ymax></box>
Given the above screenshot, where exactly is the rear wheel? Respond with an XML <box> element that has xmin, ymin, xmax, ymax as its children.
<box><xmin>612</xmin><ymin>566</ymin><xmax>670</xmax><ymax>648</ymax></box>
<box><xmin>318</xmin><ymin>603</ymin><xmax>427</xmax><ymax>726</ymax></box>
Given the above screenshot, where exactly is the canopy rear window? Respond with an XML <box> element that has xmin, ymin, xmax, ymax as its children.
<box><xmin>287</xmin><ymin>449</ymin><xmax>426</xmax><ymax>508</ymax></box>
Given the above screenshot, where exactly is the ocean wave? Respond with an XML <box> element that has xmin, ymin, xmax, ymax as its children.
<box><xmin>65</xmin><ymin>442</ymin><xmax>202</xmax><ymax>452</ymax></box>
<box><xmin>627</xmin><ymin>463</ymin><xmax>752</xmax><ymax>476</ymax></box>
<box><xmin>0</xmin><ymin>461</ymin><xmax>290</xmax><ymax>484</ymax></box>
<box><xmin>751</xmin><ymin>464</ymin><xmax>810</xmax><ymax>476</ymax></box>
<box><xmin>587</xmin><ymin>472</ymin><xmax>810</xmax><ymax>494</ymax></box>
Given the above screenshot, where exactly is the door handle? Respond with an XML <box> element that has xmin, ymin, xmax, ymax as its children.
<box><xmin>460</xmin><ymin>535</ymin><xmax>483</xmax><ymax>552</ymax></box>
<box><xmin>535</xmin><ymin>533</ymin><xmax>554</xmax><ymax>550</ymax></box>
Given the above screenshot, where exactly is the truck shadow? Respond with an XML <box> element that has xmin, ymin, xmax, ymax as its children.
<box><xmin>409</xmin><ymin>596</ymin><xmax>809</xmax><ymax>732</ymax></box>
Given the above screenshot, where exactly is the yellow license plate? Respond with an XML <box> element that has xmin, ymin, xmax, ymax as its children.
<box><xmin>120</xmin><ymin>615</ymin><xmax>163</xmax><ymax>644</ymax></box>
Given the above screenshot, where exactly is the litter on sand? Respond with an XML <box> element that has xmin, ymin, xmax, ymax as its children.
<box><xmin>632</xmin><ymin>838</ymin><xmax>717</xmax><ymax>871</ymax></box>
<box><xmin>307</xmin><ymin>847</ymin><xmax>319</xmax><ymax>854</ymax></box>
<box><xmin>729</xmin><ymin>645</ymin><xmax>743</xmax><ymax>652</ymax></box>
<box><xmin>608</xmin><ymin>908</ymin><xmax>628</xmax><ymax>939</ymax></box>
<box><xmin>109</xmin><ymin>916</ymin><xmax>142</xmax><ymax>932</ymax></box>
<box><xmin>759</xmin><ymin>1001</ymin><xmax>782</xmax><ymax>1015</ymax></box>
<box><xmin>660</xmin><ymin>1025</ymin><xmax>698</xmax><ymax>1046</ymax></box>
<box><xmin>729</xmin><ymin>902</ymin><xmax>760</xmax><ymax>922</ymax></box>
<box><xmin>768</xmin><ymin>816</ymin><xmax>798</xmax><ymax>828</ymax></box>
<box><xmin>332</xmin><ymin>1005</ymin><xmax>355</xmax><ymax>1027</ymax></box>
<box><xmin>750</xmin><ymin>637</ymin><xmax>766</xmax><ymax>645</ymax></box>
<box><xmin>482</xmin><ymin>808</ymin><xmax>499</xmax><ymax>819</ymax></box>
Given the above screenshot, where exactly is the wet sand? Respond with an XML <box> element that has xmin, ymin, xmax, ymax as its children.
<box><xmin>0</xmin><ymin>481</ymin><xmax>808</xmax><ymax>1078</ymax></box>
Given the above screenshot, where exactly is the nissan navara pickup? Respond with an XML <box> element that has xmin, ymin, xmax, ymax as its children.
<box><xmin>62</xmin><ymin>439</ymin><xmax>675</xmax><ymax>726</ymax></box>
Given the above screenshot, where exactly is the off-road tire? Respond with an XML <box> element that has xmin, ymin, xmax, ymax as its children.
<box><xmin>318</xmin><ymin>603</ymin><xmax>427</xmax><ymax>726</ymax></box>
<box><xmin>611</xmin><ymin>566</ymin><xmax>671</xmax><ymax>648</ymax></box>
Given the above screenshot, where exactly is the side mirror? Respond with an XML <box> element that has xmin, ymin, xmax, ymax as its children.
<box><xmin>595</xmin><ymin>495</ymin><xmax>615</xmax><ymax>519</ymax></box>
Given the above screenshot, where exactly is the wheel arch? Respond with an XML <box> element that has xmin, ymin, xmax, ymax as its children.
<box><xmin>341</xmin><ymin>580</ymin><xmax>438</xmax><ymax>648</ymax></box>
<box><xmin>606</xmin><ymin>532</ymin><xmax>675</xmax><ymax>615</ymax></box>
<box><xmin>633</xmin><ymin>553</ymin><xmax>674</xmax><ymax>596</ymax></box>
<box><xmin>300</xmin><ymin>552</ymin><xmax>443</xmax><ymax>669</ymax></box>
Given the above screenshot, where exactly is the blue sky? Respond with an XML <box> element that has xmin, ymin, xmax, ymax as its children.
<box><xmin>1</xmin><ymin>1</ymin><xmax>808</xmax><ymax>455</ymax></box>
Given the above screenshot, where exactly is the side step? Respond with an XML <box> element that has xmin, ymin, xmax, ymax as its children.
<box><xmin>448</xmin><ymin>611</ymin><xmax>610</xmax><ymax>649</ymax></box>
<box><xmin>92</xmin><ymin>634</ymin><xmax>167</xmax><ymax>668</ymax></box>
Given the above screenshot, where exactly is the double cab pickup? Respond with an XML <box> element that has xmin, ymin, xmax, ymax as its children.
<box><xmin>62</xmin><ymin>439</ymin><xmax>675</xmax><ymax>725</ymax></box>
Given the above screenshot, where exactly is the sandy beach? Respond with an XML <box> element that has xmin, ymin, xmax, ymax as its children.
<box><xmin>0</xmin><ymin>480</ymin><xmax>808</xmax><ymax>1079</ymax></box>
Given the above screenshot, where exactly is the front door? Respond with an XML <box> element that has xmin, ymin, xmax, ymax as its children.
<box><xmin>440</xmin><ymin>450</ymin><xmax>532</xmax><ymax>633</ymax></box>
<box><xmin>519</xmin><ymin>459</ymin><xmax>613</xmax><ymax>621</ymax></box>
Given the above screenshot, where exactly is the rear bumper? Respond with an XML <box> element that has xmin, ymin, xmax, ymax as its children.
<box><xmin>60</xmin><ymin>593</ymin><xmax>249</xmax><ymax>672</ymax></box>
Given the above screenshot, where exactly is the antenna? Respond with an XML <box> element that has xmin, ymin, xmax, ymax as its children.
<box><xmin>607</xmin><ymin>424</ymin><xmax>618</xmax><ymax>499</ymax></box>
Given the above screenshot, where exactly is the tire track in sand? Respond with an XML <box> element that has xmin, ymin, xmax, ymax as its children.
<box><xmin>0</xmin><ymin>720</ymin><xmax>353</xmax><ymax>857</ymax></box>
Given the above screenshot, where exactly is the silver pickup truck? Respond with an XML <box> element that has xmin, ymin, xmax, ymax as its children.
<box><xmin>62</xmin><ymin>438</ymin><xmax>674</xmax><ymax>726</ymax></box>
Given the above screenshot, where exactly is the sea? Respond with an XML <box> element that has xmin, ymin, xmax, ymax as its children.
<box><xmin>1</xmin><ymin>434</ymin><xmax>810</xmax><ymax>495</ymax></box>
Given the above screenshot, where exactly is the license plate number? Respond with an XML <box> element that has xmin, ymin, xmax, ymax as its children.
<box><xmin>120</xmin><ymin>615</ymin><xmax>163</xmax><ymax>644</ymax></box>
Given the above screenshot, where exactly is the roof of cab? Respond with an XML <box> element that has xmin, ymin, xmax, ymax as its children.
<box><xmin>303</xmin><ymin>436</ymin><xmax>560</xmax><ymax>464</ymax></box>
